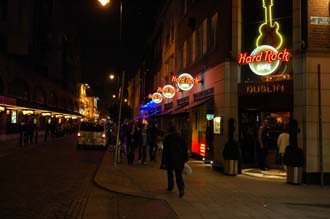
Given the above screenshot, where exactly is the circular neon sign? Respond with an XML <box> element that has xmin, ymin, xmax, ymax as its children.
<box><xmin>176</xmin><ymin>73</ymin><xmax>195</xmax><ymax>91</ymax></box>
<box><xmin>162</xmin><ymin>85</ymin><xmax>176</xmax><ymax>99</ymax></box>
<box><xmin>151</xmin><ymin>92</ymin><xmax>163</xmax><ymax>103</ymax></box>
<box><xmin>249</xmin><ymin>45</ymin><xmax>281</xmax><ymax>76</ymax></box>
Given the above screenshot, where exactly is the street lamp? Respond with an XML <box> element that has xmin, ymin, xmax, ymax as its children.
<box><xmin>98</xmin><ymin>0</ymin><xmax>125</xmax><ymax>167</ymax></box>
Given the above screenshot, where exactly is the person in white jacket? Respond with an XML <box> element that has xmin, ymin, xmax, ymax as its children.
<box><xmin>277</xmin><ymin>127</ymin><xmax>290</xmax><ymax>166</ymax></box>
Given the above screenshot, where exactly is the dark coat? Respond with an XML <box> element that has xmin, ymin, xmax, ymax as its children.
<box><xmin>161</xmin><ymin>131</ymin><xmax>188</xmax><ymax>170</ymax></box>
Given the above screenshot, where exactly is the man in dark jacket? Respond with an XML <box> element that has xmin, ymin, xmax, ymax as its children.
<box><xmin>161</xmin><ymin>125</ymin><xmax>188</xmax><ymax>198</ymax></box>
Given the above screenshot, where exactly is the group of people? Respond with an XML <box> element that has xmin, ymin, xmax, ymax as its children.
<box><xmin>114</xmin><ymin>120</ymin><xmax>189</xmax><ymax>198</ymax></box>
<box><xmin>257</xmin><ymin>119</ymin><xmax>290</xmax><ymax>170</ymax></box>
<box><xmin>124</xmin><ymin>121</ymin><xmax>163</xmax><ymax>165</ymax></box>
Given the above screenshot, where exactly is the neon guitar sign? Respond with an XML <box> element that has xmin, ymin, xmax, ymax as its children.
<box><xmin>238</xmin><ymin>0</ymin><xmax>290</xmax><ymax>76</ymax></box>
<box><xmin>256</xmin><ymin>0</ymin><xmax>283</xmax><ymax>50</ymax></box>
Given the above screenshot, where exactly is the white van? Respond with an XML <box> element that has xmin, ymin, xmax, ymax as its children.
<box><xmin>77</xmin><ymin>121</ymin><xmax>107</xmax><ymax>149</ymax></box>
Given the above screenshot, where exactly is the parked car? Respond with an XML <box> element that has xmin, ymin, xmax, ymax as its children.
<box><xmin>77</xmin><ymin>121</ymin><xmax>107</xmax><ymax>149</ymax></box>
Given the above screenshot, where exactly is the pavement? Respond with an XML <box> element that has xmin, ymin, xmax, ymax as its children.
<box><xmin>90</xmin><ymin>148</ymin><xmax>330</xmax><ymax>219</ymax></box>
<box><xmin>2</xmin><ymin>135</ymin><xmax>330</xmax><ymax>218</ymax></box>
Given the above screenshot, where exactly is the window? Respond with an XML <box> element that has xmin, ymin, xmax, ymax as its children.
<box><xmin>196</xmin><ymin>24</ymin><xmax>203</xmax><ymax>59</ymax></box>
<box><xmin>202</xmin><ymin>18</ymin><xmax>208</xmax><ymax>54</ymax></box>
<box><xmin>80</xmin><ymin>122</ymin><xmax>104</xmax><ymax>132</ymax></box>
<box><xmin>183</xmin><ymin>40</ymin><xmax>187</xmax><ymax>68</ymax></box>
<box><xmin>209</xmin><ymin>12</ymin><xmax>218</xmax><ymax>49</ymax></box>
<box><xmin>187</xmin><ymin>35</ymin><xmax>193</xmax><ymax>65</ymax></box>
<box><xmin>176</xmin><ymin>47</ymin><xmax>183</xmax><ymax>71</ymax></box>
<box><xmin>192</xmin><ymin>31</ymin><xmax>196</xmax><ymax>62</ymax></box>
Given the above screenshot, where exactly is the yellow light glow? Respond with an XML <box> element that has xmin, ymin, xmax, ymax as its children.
<box><xmin>0</xmin><ymin>106</ymin><xmax>5</xmax><ymax>111</ymax></box>
<box><xmin>112</xmin><ymin>94</ymin><xmax>116</xmax><ymax>98</ymax></box>
<box><xmin>41</xmin><ymin>112</ymin><xmax>51</xmax><ymax>116</ymax></box>
<box><xmin>109</xmin><ymin>74</ymin><xmax>115</xmax><ymax>80</ymax></box>
<box><xmin>22</xmin><ymin>110</ymin><xmax>34</xmax><ymax>115</ymax></box>
<box><xmin>98</xmin><ymin>0</ymin><xmax>110</xmax><ymax>6</ymax></box>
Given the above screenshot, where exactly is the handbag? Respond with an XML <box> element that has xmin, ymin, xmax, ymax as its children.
<box><xmin>183</xmin><ymin>163</ymin><xmax>192</xmax><ymax>175</ymax></box>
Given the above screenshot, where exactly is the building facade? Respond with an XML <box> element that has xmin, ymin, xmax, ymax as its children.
<box><xmin>0</xmin><ymin>0</ymin><xmax>82</xmax><ymax>136</ymax></box>
<box><xmin>130</xmin><ymin>0</ymin><xmax>330</xmax><ymax>184</ymax></box>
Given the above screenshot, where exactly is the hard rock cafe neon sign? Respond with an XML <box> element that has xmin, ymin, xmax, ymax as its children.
<box><xmin>171</xmin><ymin>73</ymin><xmax>199</xmax><ymax>91</ymax></box>
<box><xmin>238</xmin><ymin>0</ymin><xmax>292</xmax><ymax>76</ymax></box>
<box><xmin>151</xmin><ymin>92</ymin><xmax>163</xmax><ymax>104</ymax></box>
<box><xmin>238</xmin><ymin>45</ymin><xmax>291</xmax><ymax>76</ymax></box>
<box><xmin>160</xmin><ymin>85</ymin><xmax>177</xmax><ymax>99</ymax></box>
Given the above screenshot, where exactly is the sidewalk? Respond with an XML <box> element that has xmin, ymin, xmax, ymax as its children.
<box><xmin>93</xmin><ymin>149</ymin><xmax>330</xmax><ymax>219</ymax></box>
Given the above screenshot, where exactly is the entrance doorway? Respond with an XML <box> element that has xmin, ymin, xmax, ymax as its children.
<box><xmin>239</xmin><ymin>111</ymin><xmax>291</xmax><ymax>168</ymax></box>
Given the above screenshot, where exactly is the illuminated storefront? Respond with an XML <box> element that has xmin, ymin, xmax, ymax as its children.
<box><xmin>238</xmin><ymin>0</ymin><xmax>293</xmax><ymax>166</ymax></box>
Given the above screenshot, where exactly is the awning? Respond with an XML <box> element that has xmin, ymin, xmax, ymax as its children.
<box><xmin>168</xmin><ymin>102</ymin><xmax>189</xmax><ymax>114</ymax></box>
<box><xmin>174</xmin><ymin>97</ymin><xmax>213</xmax><ymax>115</ymax></box>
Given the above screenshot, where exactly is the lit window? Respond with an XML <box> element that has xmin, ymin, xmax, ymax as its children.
<box><xmin>11</xmin><ymin>111</ymin><xmax>17</xmax><ymax>124</ymax></box>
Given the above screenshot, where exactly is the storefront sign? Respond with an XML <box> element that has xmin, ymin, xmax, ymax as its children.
<box><xmin>238</xmin><ymin>45</ymin><xmax>291</xmax><ymax>76</ymax></box>
<box><xmin>160</xmin><ymin>85</ymin><xmax>177</xmax><ymax>99</ymax></box>
<box><xmin>310</xmin><ymin>16</ymin><xmax>330</xmax><ymax>25</ymax></box>
<box><xmin>151</xmin><ymin>92</ymin><xmax>163</xmax><ymax>103</ymax></box>
<box><xmin>238</xmin><ymin>80</ymin><xmax>292</xmax><ymax>96</ymax></box>
<box><xmin>213</xmin><ymin>117</ymin><xmax>222</xmax><ymax>134</ymax></box>
<box><xmin>172</xmin><ymin>73</ymin><xmax>199</xmax><ymax>91</ymax></box>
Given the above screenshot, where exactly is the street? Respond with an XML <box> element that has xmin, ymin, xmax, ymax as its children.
<box><xmin>0</xmin><ymin>136</ymin><xmax>177</xmax><ymax>219</ymax></box>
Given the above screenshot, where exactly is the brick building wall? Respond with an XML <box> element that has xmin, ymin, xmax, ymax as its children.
<box><xmin>307</xmin><ymin>0</ymin><xmax>330</xmax><ymax>49</ymax></box>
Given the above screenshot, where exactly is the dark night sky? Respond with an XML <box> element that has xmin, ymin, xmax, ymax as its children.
<box><xmin>76</xmin><ymin>0</ymin><xmax>164</xmax><ymax>98</ymax></box>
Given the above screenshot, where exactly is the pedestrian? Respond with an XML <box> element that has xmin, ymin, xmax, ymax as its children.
<box><xmin>126</xmin><ymin>121</ymin><xmax>138</xmax><ymax>165</ymax></box>
<box><xmin>257</xmin><ymin>119</ymin><xmax>269</xmax><ymax>170</ymax></box>
<box><xmin>277</xmin><ymin>126</ymin><xmax>290</xmax><ymax>166</ymax></box>
<box><xmin>149</xmin><ymin>122</ymin><xmax>161</xmax><ymax>161</ymax></box>
<box><xmin>160</xmin><ymin>124</ymin><xmax>188</xmax><ymax>198</ymax></box>
<box><xmin>140</xmin><ymin>123</ymin><xmax>150</xmax><ymax>164</ymax></box>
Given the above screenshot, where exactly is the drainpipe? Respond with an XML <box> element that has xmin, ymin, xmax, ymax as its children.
<box><xmin>318</xmin><ymin>64</ymin><xmax>324</xmax><ymax>186</ymax></box>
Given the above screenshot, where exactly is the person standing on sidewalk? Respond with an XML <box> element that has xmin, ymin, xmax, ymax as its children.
<box><xmin>258</xmin><ymin>119</ymin><xmax>269</xmax><ymax>170</ymax></box>
<box><xmin>277</xmin><ymin>126</ymin><xmax>290</xmax><ymax>166</ymax></box>
<box><xmin>160</xmin><ymin>124</ymin><xmax>188</xmax><ymax>198</ymax></box>
<box><xmin>140</xmin><ymin>123</ymin><xmax>150</xmax><ymax>164</ymax></box>
<box><xmin>149</xmin><ymin>122</ymin><xmax>161</xmax><ymax>161</ymax></box>
<box><xmin>126</xmin><ymin>121</ymin><xmax>139</xmax><ymax>165</ymax></box>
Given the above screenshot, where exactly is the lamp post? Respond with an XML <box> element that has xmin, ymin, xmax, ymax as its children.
<box><xmin>98</xmin><ymin>0</ymin><xmax>125</xmax><ymax>167</ymax></box>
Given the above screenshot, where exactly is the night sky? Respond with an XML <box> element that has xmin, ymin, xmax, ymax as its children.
<box><xmin>76</xmin><ymin>0</ymin><xmax>164</xmax><ymax>98</ymax></box>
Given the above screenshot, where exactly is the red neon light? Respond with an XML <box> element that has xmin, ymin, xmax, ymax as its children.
<box><xmin>171</xmin><ymin>75</ymin><xmax>199</xmax><ymax>84</ymax></box>
<box><xmin>200</xmin><ymin>143</ymin><xmax>206</xmax><ymax>157</ymax></box>
<box><xmin>238</xmin><ymin>48</ymin><xmax>290</xmax><ymax>65</ymax></box>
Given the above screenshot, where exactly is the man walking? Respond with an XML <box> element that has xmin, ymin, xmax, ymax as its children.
<box><xmin>161</xmin><ymin>124</ymin><xmax>188</xmax><ymax>198</ymax></box>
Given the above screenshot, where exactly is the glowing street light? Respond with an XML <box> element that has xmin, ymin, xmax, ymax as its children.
<box><xmin>109</xmin><ymin>74</ymin><xmax>115</xmax><ymax>80</ymax></box>
<box><xmin>112</xmin><ymin>94</ymin><xmax>116</xmax><ymax>98</ymax></box>
<box><xmin>98</xmin><ymin>0</ymin><xmax>110</xmax><ymax>6</ymax></box>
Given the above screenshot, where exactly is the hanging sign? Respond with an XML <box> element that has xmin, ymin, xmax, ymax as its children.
<box><xmin>151</xmin><ymin>92</ymin><xmax>163</xmax><ymax>103</ymax></box>
<box><xmin>172</xmin><ymin>73</ymin><xmax>199</xmax><ymax>91</ymax></box>
<box><xmin>238</xmin><ymin>45</ymin><xmax>291</xmax><ymax>76</ymax></box>
<box><xmin>161</xmin><ymin>85</ymin><xmax>177</xmax><ymax>99</ymax></box>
